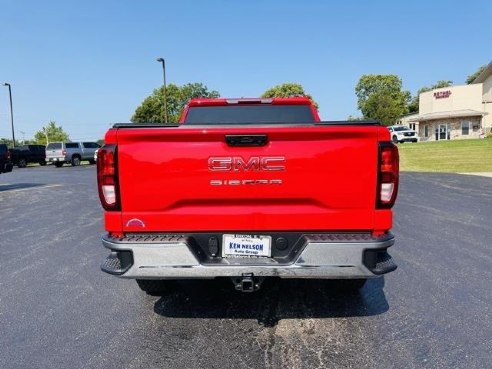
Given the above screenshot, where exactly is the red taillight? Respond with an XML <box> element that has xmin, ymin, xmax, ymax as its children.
<box><xmin>377</xmin><ymin>142</ymin><xmax>399</xmax><ymax>208</ymax></box>
<box><xmin>97</xmin><ymin>145</ymin><xmax>120</xmax><ymax>211</ymax></box>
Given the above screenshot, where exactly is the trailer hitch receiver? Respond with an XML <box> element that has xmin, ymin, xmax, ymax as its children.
<box><xmin>232</xmin><ymin>273</ymin><xmax>263</xmax><ymax>292</ymax></box>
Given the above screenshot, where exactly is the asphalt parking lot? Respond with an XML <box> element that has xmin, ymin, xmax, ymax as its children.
<box><xmin>1</xmin><ymin>165</ymin><xmax>491</xmax><ymax>369</ymax></box>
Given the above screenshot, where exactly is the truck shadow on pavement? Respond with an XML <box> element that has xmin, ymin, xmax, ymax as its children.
<box><xmin>0</xmin><ymin>183</ymin><xmax>47</xmax><ymax>192</ymax></box>
<box><xmin>153</xmin><ymin>277</ymin><xmax>389</xmax><ymax>327</ymax></box>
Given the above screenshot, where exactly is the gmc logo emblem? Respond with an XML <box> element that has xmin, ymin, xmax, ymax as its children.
<box><xmin>208</xmin><ymin>156</ymin><xmax>286</xmax><ymax>171</ymax></box>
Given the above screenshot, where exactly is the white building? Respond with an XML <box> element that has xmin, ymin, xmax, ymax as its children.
<box><xmin>402</xmin><ymin>61</ymin><xmax>492</xmax><ymax>141</ymax></box>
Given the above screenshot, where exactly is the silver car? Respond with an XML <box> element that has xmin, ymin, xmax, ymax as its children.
<box><xmin>46</xmin><ymin>142</ymin><xmax>101</xmax><ymax>167</ymax></box>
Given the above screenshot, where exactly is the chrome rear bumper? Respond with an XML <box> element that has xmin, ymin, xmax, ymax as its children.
<box><xmin>101</xmin><ymin>232</ymin><xmax>396</xmax><ymax>279</ymax></box>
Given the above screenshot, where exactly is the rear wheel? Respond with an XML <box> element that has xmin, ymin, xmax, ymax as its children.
<box><xmin>392</xmin><ymin>135</ymin><xmax>398</xmax><ymax>143</ymax></box>
<box><xmin>88</xmin><ymin>159</ymin><xmax>96</xmax><ymax>165</ymax></box>
<box><xmin>54</xmin><ymin>162</ymin><xmax>64</xmax><ymax>168</ymax></box>
<box><xmin>71</xmin><ymin>156</ymin><xmax>81</xmax><ymax>166</ymax></box>
<box><xmin>136</xmin><ymin>279</ymin><xmax>175</xmax><ymax>296</ymax></box>
<box><xmin>39</xmin><ymin>160</ymin><xmax>47</xmax><ymax>166</ymax></box>
<box><xmin>18</xmin><ymin>158</ymin><xmax>27</xmax><ymax>168</ymax></box>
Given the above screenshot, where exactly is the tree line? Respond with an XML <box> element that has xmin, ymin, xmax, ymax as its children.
<box><xmin>354</xmin><ymin>64</ymin><xmax>486</xmax><ymax>125</ymax></box>
<box><xmin>132</xmin><ymin>64</ymin><xmax>486</xmax><ymax>127</ymax></box>
<box><xmin>131</xmin><ymin>82</ymin><xmax>318</xmax><ymax>123</ymax></box>
<box><xmin>0</xmin><ymin>121</ymin><xmax>70</xmax><ymax>147</ymax></box>
<box><xmin>1</xmin><ymin>64</ymin><xmax>485</xmax><ymax>146</ymax></box>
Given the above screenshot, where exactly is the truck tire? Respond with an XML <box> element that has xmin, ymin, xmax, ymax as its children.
<box><xmin>54</xmin><ymin>162</ymin><xmax>64</xmax><ymax>168</ymax></box>
<box><xmin>71</xmin><ymin>156</ymin><xmax>81</xmax><ymax>166</ymax></box>
<box><xmin>39</xmin><ymin>160</ymin><xmax>47</xmax><ymax>166</ymax></box>
<box><xmin>136</xmin><ymin>279</ymin><xmax>175</xmax><ymax>296</ymax></box>
<box><xmin>18</xmin><ymin>158</ymin><xmax>27</xmax><ymax>168</ymax></box>
<box><xmin>392</xmin><ymin>135</ymin><xmax>398</xmax><ymax>143</ymax></box>
<box><xmin>89</xmin><ymin>159</ymin><xmax>96</xmax><ymax>165</ymax></box>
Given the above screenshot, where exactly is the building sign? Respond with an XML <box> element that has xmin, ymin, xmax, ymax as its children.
<box><xmin>434</xmin><ymin>90</ymin><xmax>452</xmax><ymax>99</ymax></box>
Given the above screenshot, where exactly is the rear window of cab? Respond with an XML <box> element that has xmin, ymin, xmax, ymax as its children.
<box><xmin>184</xmin><ymin>105</ymin><xmax>316</xmax><ymax>124</ymax></box>
<box><xmin>46</xmin><ymin>143</ymin><xmax>62</xmax><ymax>150</ymax></box>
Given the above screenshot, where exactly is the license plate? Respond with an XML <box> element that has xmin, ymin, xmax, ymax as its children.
<box><xmin>222</xmin><ymin>234</ymin><xmax>271</xmax><ymax>257</ymax></box>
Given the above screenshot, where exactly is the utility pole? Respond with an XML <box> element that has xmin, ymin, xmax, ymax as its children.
<box><xmin>156</xmin><ymin>58</ymin><xmax>168</xmax><ymax>123</ymax></box>
<box><xmin>3</xmin><ymin>83</ymin><xmax>16</xmax><ymax>147</ymax></box>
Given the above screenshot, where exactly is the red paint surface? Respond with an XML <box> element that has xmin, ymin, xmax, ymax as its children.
<box><xmin>101</xmin><ymin>99</ymin><xmax>396</xmax><ymax>235</ymax></box>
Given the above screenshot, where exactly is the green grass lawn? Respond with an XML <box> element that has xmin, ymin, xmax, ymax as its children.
<box><xmin>398</xmin><ymin>138</ymin><xmax>492</xmax><ymax>172</ymax></box>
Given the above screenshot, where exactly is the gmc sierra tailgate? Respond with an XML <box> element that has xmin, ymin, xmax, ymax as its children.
<box><xmin>113</xmin><ymin>124</ymin><xmax>387</xmax><ymax>233</ymax></box>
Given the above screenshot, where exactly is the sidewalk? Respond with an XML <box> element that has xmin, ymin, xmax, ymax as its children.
<box><xmin>459</xmin><ymin>172</ymin><xmax>492</xmax><ymax>178</ymax></box>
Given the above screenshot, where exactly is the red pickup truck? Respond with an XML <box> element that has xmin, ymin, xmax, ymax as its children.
<box><xmin>98</xmin><ymin>97</ymin><xmax>399</xmax><ymax>294</ymax></box>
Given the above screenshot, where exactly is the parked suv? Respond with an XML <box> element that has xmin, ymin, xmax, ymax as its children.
<box><xmin>0</xmin><ymin>144</ymin><xmax>14</xmax><ymax>174</ymax></box>
<box><xmin>46</xmin><ymin>142</ymin><xmax>101</xmax><ymax>167</ymax></box>
<box><xmin>387</xmin><ymin>125</ymin><xmax>418</xmax><ymax>143</ymax></box>
<box><xmin>10</xmin><ymin>144</ymin><xmax>46</xmax><ymax>168</ymax></box>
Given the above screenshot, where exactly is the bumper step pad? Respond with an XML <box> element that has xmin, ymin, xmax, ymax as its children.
<box><xmin>101</xmin><ymin>251</ymin><xmax>133</xmax><ymax>275</ymax></box>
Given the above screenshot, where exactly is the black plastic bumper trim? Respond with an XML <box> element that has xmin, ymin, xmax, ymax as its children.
<box><xmin>363</xmin><ymin>249</ymin><xmax>397</xmax><ymax>275</ymax></box>
<box><xmin>100</xmin><ymin>250</ymin><xmax>134</xmax><ymax>275</ymax></box>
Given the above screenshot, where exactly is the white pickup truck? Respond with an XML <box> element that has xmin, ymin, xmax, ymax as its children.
<box><xmin>387</xmin><ymin>125</ymin><xmax>418</xmax><ymax>143</ymax></box>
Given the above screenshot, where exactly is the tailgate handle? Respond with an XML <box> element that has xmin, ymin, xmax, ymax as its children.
<box><xmin>225</xmin><ymin>135</ymin><xmax>268</xmax><ymax>147</ymax></box>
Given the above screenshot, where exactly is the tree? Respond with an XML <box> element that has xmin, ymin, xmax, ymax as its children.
<box><xmin>355</xmin><ymin>75</ymin><xmax>410</xmax><ymax>126</ymax></box>
<box><xmin>132</xmin><ymin>82</ymin><xmax>220</xmax><ymax>123</ymax></box>
<box><xmin>0</xmin><ymin>138</ymin><xmax>14</xmax><ymax>148</ymax></box>
<box><xmin>408</xmin><ymin>80</ymin><xmax>453</xmax><ymax>113</ymax></box>
<box><xmin>466</xmin><ymin>64</ymin><xmax>487</xmax><ymax>84</ymax></box>
<box><xmin>362</xmin><ymin>91</ymin><xmax>409</xmax><ymax>126</ymax></box>
<box><xmin>261</xmin><ymin>83</ymin><xmax>319</xmax><ymax>109</ymax></box>
<box><xmin>34</xmin><ymin>121</ymin><xmax>70</xmax><ymax>144</ymax></box>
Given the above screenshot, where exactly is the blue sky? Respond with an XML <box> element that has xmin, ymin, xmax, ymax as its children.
<box><xmin>1</xmin><ymin>0</ymin><xmax>491</xmax><ymax>141</ymax></box>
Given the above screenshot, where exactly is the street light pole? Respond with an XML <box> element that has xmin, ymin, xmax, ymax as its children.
<box><xmin>3</xmin><ymin>83</ymin><xmax>16</xmax><ymax>147</ymax></box>
<box><xmin>156</xmin><ymin>58</ymin><xmax>168</xmax><ymax>123</ymax></box>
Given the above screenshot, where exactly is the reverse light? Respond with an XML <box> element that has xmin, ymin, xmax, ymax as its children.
<box><xmin>377</xmin><ymin>142</ymin><xmax>399</xmax><ymax>208</ymax></box>
<box><xmin>102</xmin><ymin>185</ymin><xmax>116</xmax><ymax>205</ymax></box>
<box><xmin>380</xmin><ymin>183</ymin><xmax>394</xmax><ymax>202</ymax></box>
<box><xmin>97</xmin><ymin>145</ymin><xmax>120</xmax><ymax>211</ymax></box>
